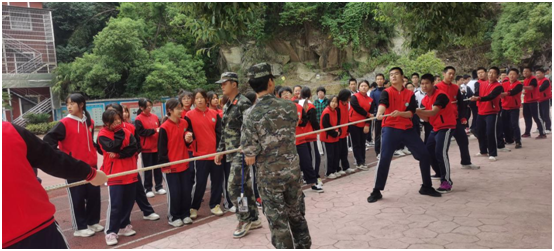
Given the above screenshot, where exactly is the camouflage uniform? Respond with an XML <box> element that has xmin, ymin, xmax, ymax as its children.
<box><xmin>241</xmin><ymin>63</ymin><xmax>311</xmax><ymax>249</ymax></box>
<box><xmin>216</xmin><ymin>72</ymin><xmax>258</xmax><ymax>223</ymax></box>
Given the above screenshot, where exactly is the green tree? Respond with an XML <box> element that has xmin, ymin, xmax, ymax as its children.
<box><xmin>45</xmin><ymin>2</ymin><xmax>119</xmax><ymax>63</ymax></box>
<box><xmin>388</xmin><ymin>3</ymin><xmax>498</xmax><ymax>51</ymax></box>
<box><xmin>491</xmin><ymin>2</ymin><xmax>552</xmax><ymax>65</ymax></box>
<box><xmin>2</xmin><ymin>91</ymin><xmax>11</xmax><ymax>110</ymax></box>
<box><xmin>386</xmin><ymin>51</ymin><xmax>446</xmax><ymax>77</ymax></box>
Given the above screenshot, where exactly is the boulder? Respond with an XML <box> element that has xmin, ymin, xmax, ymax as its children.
<box><xmin>297</xmin><ymin>63</ymin><xmax>317</xmax><ymax>82</ymax></box>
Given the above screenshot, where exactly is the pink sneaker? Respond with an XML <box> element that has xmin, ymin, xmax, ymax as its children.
<box><xmin>436</xmin><ymin>181</ymin><xmax>452</xmax><ymax>193</ymax></box>
<box><xmin>117</xmin><ymin>225</ymin><xmax>136</xmax><ymax>237</ymax></box>
<box><xmin>105</xmin><ymin>233</ymin><xmax>118</xmax><ymax>246</ymax></box>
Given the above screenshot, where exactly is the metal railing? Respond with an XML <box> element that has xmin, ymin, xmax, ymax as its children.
<box><xmin>12</xmin><ymin>97</ymin><xmax>52</xmax><ymax>127</ymax></box>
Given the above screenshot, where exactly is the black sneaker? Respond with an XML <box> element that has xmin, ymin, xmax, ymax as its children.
<box><xmin>515</xmin><ymin>142</ymin><xmax>522</xmax><ymax>149</ymax></box>
<box><xmin>431</xmin><ymin>173</ymin><xmax>441</xmax><ymax>180</ymax></box>
<box><xmin>367</xmin><ymin>190</ymin><xmax>382</xmax><ymax>203</ymax></box>
<box><xmin>311</xmin><ymin>185</ymin><xmax>324</xmax><ymax>193</ymax></box>
<box><xmin>419</xmin><ymin>185</ymin><xmax>442</xmax><ymax>197</ymax></box>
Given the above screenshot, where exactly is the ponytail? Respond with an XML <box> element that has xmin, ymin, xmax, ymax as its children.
<box><xmin>84</xmin><ymin>109</ymin><xmax>92</xmax><ymax>127</ymax></box>
<box><xmin>162</xmin><ymin>98</ymin><xmax>181</xmax><ymax>124</ymax></box>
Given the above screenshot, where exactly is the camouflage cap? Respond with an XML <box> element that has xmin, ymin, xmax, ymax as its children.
<box><xmin>247</xmin><ymin>63</ymin><xmax>274</xmax><ymax>79</ymax></box>
<box><xmin>215</xmin><ymin>72</ymin><xmax>239</xmax><ymax>84</ymax></box>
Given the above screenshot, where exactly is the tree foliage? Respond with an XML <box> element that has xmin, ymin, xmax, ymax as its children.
<box><xmin>491</xmin><ymin>2</ymin><xmax>552</xmax><ymax>65</ymax></box>
<box><xmin>386</xmin><ymin>51</ymin><xmax>446</xmax><ymax>77</ymax></box>
<box><xmin>45</xmin><ymin>2</ymin><xmax>118</xmax><ymax>63</ymax></box>
<box><xmin>389</xmin><ymin>2</ymin><xmax>498</xmax><ymax>51</ymax></box>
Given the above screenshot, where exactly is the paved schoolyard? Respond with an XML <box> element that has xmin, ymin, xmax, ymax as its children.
<box><xmin>135</xmin><ymin>128</ymin><xmax>552</xmax><ymax>249</ymax></box>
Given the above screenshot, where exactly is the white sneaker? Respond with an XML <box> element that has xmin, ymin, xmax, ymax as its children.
<box><xmin>497</xmin><ymin>148</ymin><xmax>511</xmax><ymax>152</ymax></box>
<box><xmin>334</xmin><ymin>172</ymin><xmax>342</xmax><ymax>177</ymax></box>
<box><xmin>228</xmin><ymin>206</ymin><xmax>237</xmax><ymax>213</ymax></box>
<box><xmin>118</xmin><ymin>225</ymin><xmax>136</xmax><ymax>237</ymax></box>
<box><xmin>546</xmin><ymin>130</ymin><xmax>552</xmax><ymax>134</ymax></box>
<box><xmin>146</xmin><ymin>191</ymin><xmax>155</xmax><ymax>198</ymax></box>
<box><xmin>461</xmin><ymin>164</ymin><xmax>480</xmax><ymax>170</ymax></box>
<box><xmin>377</xmin><ymin>154</ymin><xmax>380</xmax><ymax>160</ymax></box>
<box><xmin>105</xmin><ymin>233</ymin><xmax>118</xmax><ymax>246</ymax></box>
<box><xmin>169</xmin><ymin>219</ymin><xmax>184</xmax><ymax>227</ymax></box>
<box><xmin>250</xmin><ymin>218</ymin><xmax>263</xmax><ymax>229</ymax></box>
<box><xmin>143</xmin><ymin>213</ymin><xmax>160</xmax><ymax>221</ymax></box>
<box><xmin>346</xmin><ymin>168</ymin><xmax>356</xmax><ymax>174</ymax></box>
<box><xmin>211</xmin><ymin>205</ymin><xmax>224</xmax><ymax>216</ymax></box>
<box><xmin>348</xmin><ymin>147</ymin><xmax>353</xmax><ymax>152</ymax></box>
<box><xmin>88</xmin><ymin>224</ymin><xmax>104</xmax><ymax>232</ymax></box>
<box><xmin>475</xmin><ymin>153</ymin><xmax>487</xmax><ymax>157</ymax></box>
<box><xmin>402</xmin><ymin>147</ymin><xmax>412</xmax><ymax>155</ymax></box>
<box><xmin>394</xmin><ymin>150</ymin><xmax>405</xmax><ymax>157</ymax></box>
<box><xmin>327</xmin><ymin>173</ymin><xmax>337</xmax><ymax>179</ymax></box>
<box><xmin>489</xmin><ymin>156</ymin><xmax>497</xmax><ymax>162</ymax></box>
<box><xmin>74</xmin><ymin>228</ymin><xmax>95</xmax><ymax>237</ymax></box>
<box><xmin>317</xmin><ymin>178</ymin><xmax>323</xmax><ymax>186</ymax></box>
<box><xmin>183</xmin><ymin>217</ymin><xmax>193</xmax><ymax>225</ymax></box>
<box><xmin>358</xmin><ymin>165</ymin><xmax>369</xmax><ymax>171</ymax></box>
<box><xmin>365</xmin><ymin>142</ymin><xmax>371</xmax><ymax>147</ymax></box>
<box><xmin>533</xmin><ymin>129</ymin><xmax>540</xmax><ymax>133</ymax></box>
<box><xmin>339</xmin><ymin>170</ymin><xmax>346</xmax><ymax>175</ymax></box>
<box><xmin>156</xmin><ymin>188</ymin><xmax>167</xmax><ymax>195</ymax></box>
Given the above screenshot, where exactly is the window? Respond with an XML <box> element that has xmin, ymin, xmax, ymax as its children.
<box><xmin>9</xmin><ymin>10</ymin><xmax>32</xmax><ymax>31</ymax></box>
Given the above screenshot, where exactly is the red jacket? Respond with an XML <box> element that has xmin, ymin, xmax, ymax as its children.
<box><xmin>501</xmin><ymin>80</ymin><xmax>523</xmax><ymax>110</ymax></box>
<box><xmin>422</xmin><ymin>90</ymin><xmax>456</xmax><ymax>132</ymax></box>
<box><xmin>478</xmin><ymin>81</ymin><xmax>503</xmax><ymax>115</ymax></box>
<box><xmin>523</xmin><ymin>76</ymin><xmax>540</xmax><ymax>103</ymax></box>
<box><xmin>3</xmin><ymin>122</ymin><xmax>96</xmax><ymax>248</ymax></box>
<box><xmin>158</xmin><ymin>118</ymin><xmax>190</xmax><ymax>173</ymax></box>
<box><xmin>435</xmin><ymin>81</ymin><xmax>461</xmax><ymax>119</ymax></box>
<box><xmin>295</xmin><ymin>103</ymin><xmax>306</xmax><ymax>145</ymax></box>
<box><xmin>380</xmin><ymin>86</ymin><xmax>417</xmax><ymax>130</ymax></box>
<box><xmin>98</xmin><ymin>127</ymin><xmax>139</xmax><ymax>186</ymax></box>
<box><xmin>185</xmin><ymin>108</ymin><xmax>221</xmax><ymax>160</ymax></box>
<box><xmin>338</xmin><ymin>101</ymin><xmax>349</xmax><ymax>138</ymax></box>
<box><xmin>43</xmin><ymin>115</ymin><xmax>97</xmax><ymax>168</ymax></box>
<box><xmin>476</xmin><ymin>79</ymin><xmax>488</xmax><ymax>107</ymax></box>
<box><xmin>135</xmin><ymin>112</ymin><xmax>160</xmax><ymax>153</ymax></box>
<box><xmin>320</xmin><ymin>107</ymin><xmax>340</xmax><ymax>143</ymax></box>
<box><xmin>299</xmin><ymin>102</ymin><xmax>318</xmax><ymax>143</ymax></box>
<box><xmin>349</xmin><ymin>92</ymin><xmax>373</xmax><ymax>127</ymax></box>
<box><xmin>538</xmin><ymin>77</ymin><xmax>552</xmax><ymax>102</ymax></box>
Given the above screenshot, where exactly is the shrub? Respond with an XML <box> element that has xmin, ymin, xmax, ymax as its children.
<box><xmin>23</xmin><ymin>113</ymin><xmax>51</xmax><ymax>125</ymax></box>
<box><xmin>25</xmin><ymin>121</ymin><xmax>59</xmax><ymax>135</ymax></box>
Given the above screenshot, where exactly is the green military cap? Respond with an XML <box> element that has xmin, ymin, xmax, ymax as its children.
<box><xmin>247</xmin><ymin>63</ymin><xmax>274</xmax><ymax>79</ymax></box>
<box><xmin>215</xmin><ymin>72</ymin><xmax>239</xmax><ymax>84</ymax></box>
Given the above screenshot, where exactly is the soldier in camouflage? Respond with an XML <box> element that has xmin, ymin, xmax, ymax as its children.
<box><xmin>241</xmin><ymin>63</ymin><xmax>311</xmax><ymax>249</ymax></box>
<box><xmin>214</xmin><ymin>72</ymin><xmax>261</xmax><ymax>238</ymax></box>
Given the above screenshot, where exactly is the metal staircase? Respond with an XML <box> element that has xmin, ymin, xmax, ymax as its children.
<box><xmin>3</xmin><ymin>33</ymin><xmax>47</xmax><ymax>74</ymax></box>
<box><xmin>12</xmin><ymin>97</ymin><xmax>52</xmax><ymax>127</ymax></box>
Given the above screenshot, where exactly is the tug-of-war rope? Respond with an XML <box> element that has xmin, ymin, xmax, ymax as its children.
<box><xmin>45</xmin><ymin>115</ymin><xmax>393</xmax><ymax>192</ymax></box>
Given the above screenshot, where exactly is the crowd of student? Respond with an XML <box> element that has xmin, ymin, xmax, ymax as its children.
<box><xmin>4</xmin><ymin>63</ymin><xmax>550</xmax><ymax>248</ymax></box>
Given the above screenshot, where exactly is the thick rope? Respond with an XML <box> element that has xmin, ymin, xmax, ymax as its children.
<box><xmin>44</xmin><ymin>115</ymin><xmax>391</xmax><ymax>192</ymax></box>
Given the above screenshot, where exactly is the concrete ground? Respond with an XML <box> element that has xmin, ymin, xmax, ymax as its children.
<box><xmin>133</xmin><ymin>122</ymin><xmax>552</xmax><ymax>249</ymax></box>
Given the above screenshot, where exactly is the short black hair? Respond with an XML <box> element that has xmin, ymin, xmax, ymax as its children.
<box><xmin>523</xmin><ymin>66</ymin><xmax>532</xmax><ymax>71</ymax></box>
<box><xmin>405</xmin><ymin>83</ymin><xmax>414</xmax><ymax>88</ymax></box>
<box><xmin>536</xmin><ymin>68</ymin><xmax>546</xmax><ymax>73</ymax></box>
<box><xmin>489</xmin><ymin>67</ymin><xmax>500</xmax><ymax>75</ymax></box>
<box><xmin>278</xmin><ymin>86</ymin><xmax>293</xmax><ymax>97</ymax></box>
<box><xmin>376</xmin><ymin>73</ymin><xmax>385</xmax><ymax>79</ymax></box>
<box><xmin>358</xmin><ymin>80</ymin><xmax>370</xmax><ymax>89</ymax></box>
<box><xmin>411</xmin><ymin>73</ymin><xmax>420</xmax><ymax>78</ymax></box>
<box><xmin>421</xmin><ymin>73</ymin><xmax>435</xmax><ymax>83</ymax></box>
<box><xmin>472</xmin><ymin>70</ymin><xmax>478</xmax><ymax>79</ymax></box>
<box><xmin>477</xmin><ymin>67</ymin><xmax>487</xmax><ymax>72</ymax></box>
<box><xmin>371</xmin><ymin>82</ymin><xmax>378</xmax><ymax>89</ymax></box>
<box><xmin>455</xmin><ymin>76</ymin><xmax>463</xmax><ymax>82</ymax></box>
<box><xmin>102</xmin><ymin>109</ymin><xmax>121</xmax><ymax>126</ymax></box>
<box><xmin>348</xmin><ymin>78</ymin><xmax>357</xmax><ymax>84</ymax></box>
<box><xmin>443</xmin><ymin>66</ymin><xmax>456</xmax><ymax>73</ymax></box>
<box><xmin>509</xmin><ymin>68</ymin><xmax>519</xmax><ymax>75</ymax></box>
<box><xmin>389</xmin><ymin>67</ymin><xmax>404</xmax><ymax>76</ymax></box>
<box><xmin>293</xmin><ymin>85</ymin><xmax>302</xmax><ymax>90</ymax></box>
<box><xmin>248</xmin><ymin>76</ymin><xmax>273</xmax><ymax>93</ymax></box>
<box><xmin>105</xmin><ymin>102</ymin><xmax>123</xmax><ymax>118</ymax></box>
<box><xmin>193</xmin><ymin>88</ymin><xmax>208</xmax><ymax>102</ymax></box>
<box><xmin>337</xmin><ymin>89</ymin><xmax>351</xmax><ymax>102</ymax></box>
<box><xmin>300</xmin><ymin>86</ymin><xmax>312</xmax><ymax>99</ymax></box>
<box><xmin>245</xmin><ymin>91</ymin><xmax>257</xmax><ymax>103</ymax></box>
<box><xmin>316</xmin><ymin>86</ymin><xmax>326</xmax><ymax>95</ymax></box>
<box><xmin>274</xmin><ymin>85</ymin><xmax>283</xmax><ymax>96</ymax></box>
<box><xmin>463</xmin><ymin>74</ymin><xmax>471</xmax><ymax>79</ymax></box>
